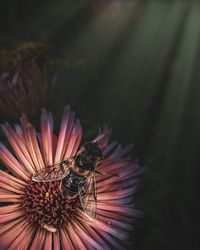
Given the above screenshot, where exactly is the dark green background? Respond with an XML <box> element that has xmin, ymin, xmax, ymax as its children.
<box><xmin>0</xmin><ymin>1</ymin><xmax>198</xmax><ymax>250</ymax></box>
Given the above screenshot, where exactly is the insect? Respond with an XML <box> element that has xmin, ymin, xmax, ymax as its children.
<box><xmin>32</xmin><ymin>142</ymin><xmax>116</xmax><ymax>227</ymax></box>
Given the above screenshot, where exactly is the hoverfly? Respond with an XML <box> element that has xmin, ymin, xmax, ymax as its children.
<box><xmin>32</xmin><ymin>142</ymin><xmax>116</xmax><ymax>229</ymax></box>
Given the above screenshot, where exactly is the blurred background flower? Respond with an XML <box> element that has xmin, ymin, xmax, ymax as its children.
<box><xmin>0</xmin><ymin>42</ymin><xmax>62</xmax><ymax>121</ymax></box>
<box><xmin>0</xmin><ymin>106</ymin><xmax>144</xmax><ymax>249</ymax></box>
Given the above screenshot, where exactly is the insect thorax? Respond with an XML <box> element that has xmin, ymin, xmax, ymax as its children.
<box><xmin>62</xmin><ymin>170</ymin><xmax>85</xmax><ymax>197</ymax></box>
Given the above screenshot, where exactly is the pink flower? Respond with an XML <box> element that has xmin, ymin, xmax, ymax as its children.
<box><xmin>0</xmin><ymin>106</ymin><xmax>144</xmax><ymax>249</ymax></box>
<box><xmin>0</xmin><ymin>43</ymin><xmax>59</xmax><ymax>120</ymax></box>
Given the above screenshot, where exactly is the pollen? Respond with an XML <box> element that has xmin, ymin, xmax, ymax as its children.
<box><xmin>21</xmin><ymin>180</ymin><xmax>79</xmax><ymax>229</ymax></box>
<box><xmin>45</xmin><ymin>191</ymin><xmax>50</xmax><ymax>199</ymax></box>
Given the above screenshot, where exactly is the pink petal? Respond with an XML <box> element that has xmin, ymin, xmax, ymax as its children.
<box><xmin>40</xmin><ymin>109</ymin><xmax>54</xmax><ymax>166</ymax></box>
<box><xmin>71</xmin><ymin>218</ymin><xmax>103</xmax><ymax>250</ymax></box>
<box><xmin>43</xmin><ymin>231</ymin><xmax>53</xmax><ymax>250</ymax></box>
<box><xmin>1</xmin><ymin>123</ymin><xmax>35</xmax><ymax>175</ymax></box>
<box><xmin>95</xmin><ymin>214</ymin><xmax>133</xmax><ymax>231</ymax></box>
<box><xmin>69</xmin><ymin>119</ymin><xmax>82</xmax><ymax>156</ymax></box>
<box><xmin>88</xmin><ymin>217</ymin><xmax>129</xmax><ymax>241</ymax></box>
<box><xmin>76</xmin><ymin>208</ymin><xmax>129</xmax><ymax>240</ymax></box>
<box><xmin>0</xmin><ymin>204</ymin><xmax>21</xmax><ymax>214</ymax></box>
<box><xmin>101</xmin><ymin>144</ymin><xmax>124</xmax><ymax>163</ymax></box>
<box><xmin>0</xmin><ymin>189</ymin><xmax>21</xmax><ymax>203</ymax></box>
<box><xmin>103</xmin><ymin>140</ymin><xmax>117</xmax><ymax>156</ymax></box>
<box><xmin>99</xmin><ymin>196</ymin><xmax>134</xmax><ymax>206</ymax></box>
<box><xmin>96</xmin><ymin>167</ymin><xmax>142</xmax><ymax>192</ymax></box>
<box><xmin>0</xmin><ymin>181</ymin><xmax>24</xmax><ymax>194</ymax></box>
<box><xmin>54</xmin><ymin>105</ymin><xmax>75</xmax><ymax>162</ymax></box>
<box><xmin>0</xmin><ymin>216</ymin><xmax>24</xmax><ymax>235</ymax></box>
<box><xmin>8</xmin><ymin>224</ymin><xmax>35</xmax><ymax>250</ymax></box>
<box><xmin>107</xmin><ymin>172</ymin><xmax>143</xmax><ymax>191</ymax></box>
<box><xmin>73</xmin><ymin>213</ymin><xmax>112</xmax><ymax>250</ymax></box>
<box><xmin>67</xmin><ymin>223</ymin><xmax>88</xmax><ymax>250</ymax></box>
<box><xmin>0</xmin><ymin>210</ymin><xmax>24</xmax><ymax>223</ymax></box>
<box><xmin>53</xmin><ymin>231</ymin><xmax>60</xmax><ymax>250</ymax></box>
<box><xmin>98</xmin><ymin>210</ymin><xmax>135</xmax><ymax>223</ymax></box>
<box><xmin>63</xmin><ymin>119</ymin><xmax>82</xmax><ymax>158</ymax></box>
<box><xmin>0</xmin><ymin>143</ymin><xmax>29</xmax><ymax>181</ymax></box>
<box><xmin>95</xmin><ymin>209</ymin><xmax>134</xmax><ymax>230</ymax></box>
<box><xmin>0</xmin><ymin>169</ymin><xmax>26</xmax><ymax>188</ymax></box>
<box><xmin>30</xmin><ymin>228</ymin><xmax>46</xmax><ymax>250</ymax></box>
<box><xmin>97</xmin><ymin>161</ymin><xmax>144</xmax><ymax>184</ymax></box>
<box><xmin>97</xmin><ymin>159</ymin><xmax>131</xmax><ymax>173</ymax></box>
<box><xmin>97</xmin><ymin>203</ymin><xmax>144</xmax><ymax>217</ymax></box>
<box><xmin>78</xmin><ymin>208</ymin><xmax>127</xmax><ymax>250</ymax></box>
<box><xmin>25</xmin><ymin>123</ymin><xmax>45</xmax><ymax>171</ymax></box>
<box><xmin>92</xmin><ymin>126</ymin><xmax>111</xmax><ymax>149</ymax></box>
<box><xmin>97</xmin><ymin>231</ymin><xmax>126</xmax><ymax>250</ymax></box>
<box><xmin>97</xmin><ymin>179</ymin><xmax>139</xmax><ymax>194</ymax></box>
<box><xmin>96</xmin><ymin>186</ymin><xmax>137</xmax><ymax>201</ymax></box>
<box><xmin>20</xmin><ymin>114</ymin><xmax>45</xmax><ymax>171</ymax></box>
<box><xmin>0</xmin><ymin>219</ymin><xmax>29</xmax><ymax>249</ymax></box>
<box><xmin>60</xmin><ymin>227</ymin><xmax>74</xmax><ymax>250</ymax></box>
<box><xmin>14</xmin><ymin>124</ymin><xmax>24</xmax><ymax>141</ymax></box>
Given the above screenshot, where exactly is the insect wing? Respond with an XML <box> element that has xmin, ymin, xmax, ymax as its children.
<box><xmin>32</xmin><ymin>159</ymin><xmax>71</xmax><ymax>182</ymax></box>
<box><xmin>78</xmin><ymin>171</ymin><xmax>96</xmax><ymax>219</ymax></box>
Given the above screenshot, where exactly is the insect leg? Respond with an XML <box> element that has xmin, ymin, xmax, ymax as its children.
<box><xmin>42</xmin><ymin>224</ymin><xmax>57</xmax><ymax>233</ymax></box>
<box><xmin>95</xmin><ymin>170</ymin><xmax>119</xmax><ymax>177</ymax></box>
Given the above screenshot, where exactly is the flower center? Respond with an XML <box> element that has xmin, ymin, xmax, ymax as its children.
<box><xmin>21</xmin><ymin>180</ymin><xmax>78</xmax><ymax>229</ymax></box>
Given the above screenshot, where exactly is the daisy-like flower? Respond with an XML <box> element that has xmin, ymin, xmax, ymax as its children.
<box><xmin>0</xmin><ymin>42</ymin><xmax>60</xmax><ymax>120</ymax></box>
<box><xmin>0</xmin><ymin>106</ymin><xmax>144</xmax><ymax>250</ymax></box>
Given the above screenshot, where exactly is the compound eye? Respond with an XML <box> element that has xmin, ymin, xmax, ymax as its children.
<box><xmin>86</xmin><ymin>162</ymin><xmax>94</xmax><ymax>171</ymax></box>
<box><xmin>98</xmin><ymin>149</ymin><xmax>102</xmax><ymax>157</ymax></box>
<box><xmin>94</xmin><ymin>148</ymin><xmax>103</xmax><ymax>159</ymax></box>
